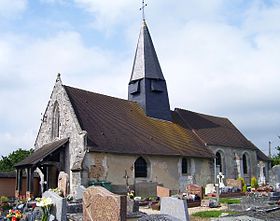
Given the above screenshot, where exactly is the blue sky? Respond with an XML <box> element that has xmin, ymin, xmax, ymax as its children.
<box><xmin>0</xmin><ymin>0</ymin><xmax>280</xmax><ymax>156</ymax></box>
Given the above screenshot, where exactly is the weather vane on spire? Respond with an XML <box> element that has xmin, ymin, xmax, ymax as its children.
<box><xmin>140</xmin><ymin>0</ymin><xmax>147</xmax><ymax>21</ymax></box>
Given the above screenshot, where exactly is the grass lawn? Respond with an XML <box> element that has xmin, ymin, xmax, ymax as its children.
<box><xmin>219</xmin><ymin>198</ymin><xmax>241</xmax><ymax>204</ymax></box>
<box><xmin>192</xmin><ymin>210</ymin><xmax>239</xmax><ymax>218</ymax></box>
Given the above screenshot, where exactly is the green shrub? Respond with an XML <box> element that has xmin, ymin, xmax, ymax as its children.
<box><xmin>251</xmin><ymin>176</ymin><xmax>258</xmax><ymax>189</ymax></box>
<box><xmin>0</xmin><ymin>196</ymin><xmax>9</xmax><ymax>203</ymax></box>
<box><xmin>237</xmin><ymin>177</ymin><xmax>247</xmax><ymax>192</ymax></box>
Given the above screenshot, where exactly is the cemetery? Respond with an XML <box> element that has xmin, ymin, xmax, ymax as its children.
<box><xmin>0</xmin><ymin>165</ymin><xmax>279</xmax><ymax>221</ymax></box>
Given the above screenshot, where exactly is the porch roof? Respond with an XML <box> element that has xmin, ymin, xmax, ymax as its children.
<box><xmin>15</xmin><ymin>138</ymin><xmax>69</xmax><ymax>168</ymax></box>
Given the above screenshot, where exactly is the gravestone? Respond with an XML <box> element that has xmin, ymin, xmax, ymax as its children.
<box><xmin>157</xmin><ymin>186</ymin><xmax>170</xmax><ymax>198</ymax></box>
<box><xmin>269</xmin><ymin>165</ymin><xmax>280</xmax><ymax>191</ymax></box>
<box><xmin>205</xmin><ymin>183</ymin><xmax>216</xmax><ymax>195</ymax></box>
<box><xmin>226</xmin><ymin>179</ymin><xmax>242</xmax><ymax>190</ymax></box>
<box><xmin>257</xmin><ymin>161</ymin><xmax>266</xmax><ymax>186</ymax></box>
<box><xmin>160</xmin><ymin>197</ymin><xmax>190</xmax><ymax>221</ymax></box>
<box><xmin>135</xmin><ymin>182</ymin><xmax>157</xmax><ymax>197</ymax></box>
<box><xmin>75</xmin><ymin>185</ymin><xmax>86</xmax><ymax>200</ymax></box>
<box><xmin>43</xmin><ymin>190</ymin><xmax>67</xmax><ymax>221</ymax></box>
<box><xmin>127</xmin><ymin>197</ymin><xmax>139</xmax><ymax>213</ymax></box>
<box><xmin>186</xmin><ymin>184</ymin><xmax>203</xmax><ymax>199</ymax></box>
<box><xmin>57</xmin><ymin>171</ymin><xmax>69</xmax><ymax>197</ymax></box>
<box><xmin>83</xmin><ymin>186</ymin><xmax>127</xmax><ymax>221</ymax></box>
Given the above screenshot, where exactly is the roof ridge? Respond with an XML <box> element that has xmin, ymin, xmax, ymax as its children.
<box><xmin>175</xmin><ymin>108</ymin><xmax>229</xmax><ymax>120</ymax></box>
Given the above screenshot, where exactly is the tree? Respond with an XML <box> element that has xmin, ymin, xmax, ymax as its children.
<box><xmin>271</xmin><ymin>146</ymin><xmax>280</xmax><ymax>167</ymax></box>
<box><xmin>0</xmin><ymin>148</ymin><xmax>33</xmax><ymax>172</ymax></box>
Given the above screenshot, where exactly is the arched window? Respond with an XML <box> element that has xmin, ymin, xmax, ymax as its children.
<box><xmin>216</xmin><ymin>151</ymin><xmax>223</xmax><ymax>173</ymax></box>
<box><xmin>243</xmin><ymin>154</ymin><xmax>248</xmax><ymax>175</ymax></box>
<box><xmin>52</xmin><ymin>101</ymin><xmax>60</xmax><ymax>139</ymax></box>
<box><xmin>181</xmin><ymin>157</ymin><xmax>188</xmax><ymax>174</ymax></box>
<box><xmin>134</xmin><ymin>157</ymin><xmax>147</xmax><ymax>178</ymax></box>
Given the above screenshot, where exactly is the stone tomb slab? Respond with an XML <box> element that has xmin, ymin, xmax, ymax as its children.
<box><xmin>186</xmin><ymin>184</ymin><xmax>203</xmax><ymax>199</ymax></box>
<box><xmin>83</xmin><ymin>186</ymin><xmax>127</xmax><ymax>221</ymax></box>
<box><xmin>226</xmin><ymin>178</ymin><xmax>242</xmax><ymax>190</ymax></box>
<box><xmin>43</xmin><ymin>190</ymin><xmax>67</xmax><ymax>221</ymax></box>
<box><xmin>157</xmin><ymin>185</ymin><xmax>171</xmax><ymax>198</ymax></box>
<box><xmin>160</xmin><ymin>197</ymin><xmax>190</xmax><ymax>221</ymax></box>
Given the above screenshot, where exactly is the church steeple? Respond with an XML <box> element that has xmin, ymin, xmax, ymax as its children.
<box><xmin>128</xmin><ymin>20</ymin><xmax>171</xmax><ymax>121</ymax></box>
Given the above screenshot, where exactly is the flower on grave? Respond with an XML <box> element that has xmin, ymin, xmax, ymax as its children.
<box><xmin>6</xmin><ymin>209</ymin><xmax>22</xmax><ymax>221</ymax></box>
<box><xmin>36</xmin><ymin>197</ymin><xmax>53</xmax><ymax>221</ymax></box>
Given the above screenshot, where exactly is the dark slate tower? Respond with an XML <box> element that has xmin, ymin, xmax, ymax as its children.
<box><xmin>128</xmin><ymin>20</ymin><xmax>171</xmax><ymax>121</ymax></box>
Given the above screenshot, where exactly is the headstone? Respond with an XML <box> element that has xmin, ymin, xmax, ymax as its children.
<box><xmin>135</xmin><ymin>182</ymin><xmax>157</xmax><ymax>197</ymax></box>
<box><xmin>226</xmin><ymin>179</ymin><xmax>242</xmax><ymax>190</ymax></box>
<box><xmin>269</xmin><ymin>165</ymin><xmax>280</xmax><ymax>190</ymax></box>
<box><xmin>160</xmin><ymin>197</ymin><xmax>190</xmax><ymax>221</ymax></box>
<box><xmin>43</xmin><ymin>190</ymin><xmax>67</xmax><ymax>221</ymax></box>
<box><xmin>157</xmin><ymin>186</ymin><xmax>170</xmax><ymax>198</ymax></box>
<box><xmin>186</xmin><ymin>184</ymin><xmax>203</xmax><ymax>199</ymax></box>
<box><xmin>257</xmin><ymin>161</ymin><xmax>266</xmax><ymax>186</ymax></box>
<box><xmin>217</xmin><ymin>172</ymin><xmax>225</xmax><ymax>188</ymax></box>
<box><xmin>75</xmin><ymin>185</ymin><xmax>86</xmax><ymax>200</ymax></box>
<box><xmin>83</xmin><ymin>186</ymin><xmax>127</xmax><ymax>221</ymax></box>
<box><xmin>127</xmin><ymin>197</ymin><xmax>139</xmax><ymax>213</ymax></box>
<box><xmin>205</xmin><ymin>184</ymin><xmax>216</xmax><ymax>195</ymax></box>
<box><xmin>57</xmin><ymin>171</ymin><xmax>69</xmax><ymax>197</ymax></box>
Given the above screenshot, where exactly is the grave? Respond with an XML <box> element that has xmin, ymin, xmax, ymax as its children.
<box><xmin>258</xmin><ymin>161</ymin><xmax>266</xmax><ymax>186</ymax></box>
<box><xmin>43</xmin><ymin>190</ymin><xmax>67</xmax><ymax>221</ymax></box>
<box><xmin>226</xmin><ymin>179</ymin><xmax>242</xmax><ymax>190</ymax></box>
<box><xmin>75</xmin><ymin>185</ymin><xmax>86</xmax><ymax>200</ymax></box>
<box><xmin>269</xmin><ymin>165</ymin><xmax>280</xmax><ymax>191</ymax></box>
<box><xmin>160</xmin><ymin>197</ymin><xmax>190</xmax><ymax>221</ymax></box>
<box><xmin>57</xmin><ymin>171</ymin><xmax>69</xmax><ymax>197</ymax></box>
<box><xmin>135</xmin><ymin>181</ymin><xmax>157</xmax><ymax>198</ymax></box>
<box><xmin>157</xmin><ymin>185</ymin><xmax>170</xmax><ymax>198</ymax></box>
<box><xmin>186</xmin><ymin>184</ymin><xmax>203</xmax><ymax>199</ymax></box>
<box><xmin>83</xmin><ymin>186</ymin><xmax>127</xmax><ymax>221</ymax></box>
<box><xmin>205</xmin><ymin>183</ymin><xmax>216</xmax><ymax>195</ymax></box>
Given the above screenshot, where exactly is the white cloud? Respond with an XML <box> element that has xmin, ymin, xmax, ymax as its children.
<box><xmin>0</xmin><ymin>0</ymin><xmax>27</xmax><ymax>18</ymax></box>
<box><xmin>74</xmin><ymin>0</ymin><xmax>136</xmax><ymax>31</ymax></box>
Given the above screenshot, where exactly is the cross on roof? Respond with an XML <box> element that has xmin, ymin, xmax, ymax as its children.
<box><xmin>140</xmin><ymin>0</ymin><xmax>147</xmax><ymax>21</ymax></box>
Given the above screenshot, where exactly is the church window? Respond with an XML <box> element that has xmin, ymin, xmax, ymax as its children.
<box><xmin>181</xmin><ymin>157</ymin><xmax>188</xmax><ymax>174</ymax></box>
<box><xmin>52</xmin><ymin>101</ymin><xmax>60</xmax><ymax>139</ymax></box>
<box><xmin>216</xmin><ymin>151</ymin><xmax>223</xmax><ymax>173</ymax></box>
<box><xmin>243</xmin><ymin>154</ymin><xmax>248</xmax><ymax>174</ymax></box>
<box><xmin>134</xmin><ymin>157</ymin><xmax>147</xmax><ymax>178</ymax></box>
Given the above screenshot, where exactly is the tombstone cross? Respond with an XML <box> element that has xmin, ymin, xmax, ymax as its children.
<box><xmin>217</xmin><ymin>172</ymin><xmax>225</xmax><ymax>188</ymax></box>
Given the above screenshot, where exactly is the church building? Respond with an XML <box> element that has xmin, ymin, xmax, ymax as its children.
<box><xmin>15</xmin><ymin>19</ymin><xmax>269</xmax><ymax>197</ymax></box>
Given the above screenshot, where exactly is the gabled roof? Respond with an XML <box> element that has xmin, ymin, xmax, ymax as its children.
<box><xmin>129</xmin><ymin>21</ymin><xmax>165</xmax><ymax>82</ymax></box>
<box><xmin>15</xmin><ymin>138</ymin><xmax>69</xmax><ymax>167</ymax></box>
<box><xmin>64</xmin><ymin>85</ymin><xmax>214</xmax><ymax>158</ymax></box>
<box><xmin>174</xmin><ymin>108</ymin><xmax>257</xmax><ymax>149</ymax></box>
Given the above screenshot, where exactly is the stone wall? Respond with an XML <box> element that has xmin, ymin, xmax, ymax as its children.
<box><xmin>83</xmin><ymin>152</ymin><xmax>212</xmax><ymax>192</ymax></box>
<box><xmin>34</xmin><ymin>75</ymin><xmax>86</xmax><ymax>193</ymax></box>
<box><xmin>209</xmin><ymin>145</ymin><xmax>258</xmax><ymax>183</ymax></box>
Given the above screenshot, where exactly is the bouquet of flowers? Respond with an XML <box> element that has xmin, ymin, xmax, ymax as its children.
<box><xmin>6</xmin><ymin>209</ymin><xmax>22</xmax><ymax>221</ymax></box>
<box><xmin>36</xmin><ymin>197</ymin><xmax>53</xmax><ymax>221</ymax></box>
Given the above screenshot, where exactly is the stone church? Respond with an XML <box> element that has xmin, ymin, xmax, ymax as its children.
<box><xmin>15</xmin><ymin>20</ymin><xmax>269</xmax><ymax>197</ymax></box>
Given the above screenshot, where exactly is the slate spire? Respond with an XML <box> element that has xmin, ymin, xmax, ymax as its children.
<box><xmin>128</xmin><ymin>21</ymin><xmax>171</xmax><ymax>121</ymax></box>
